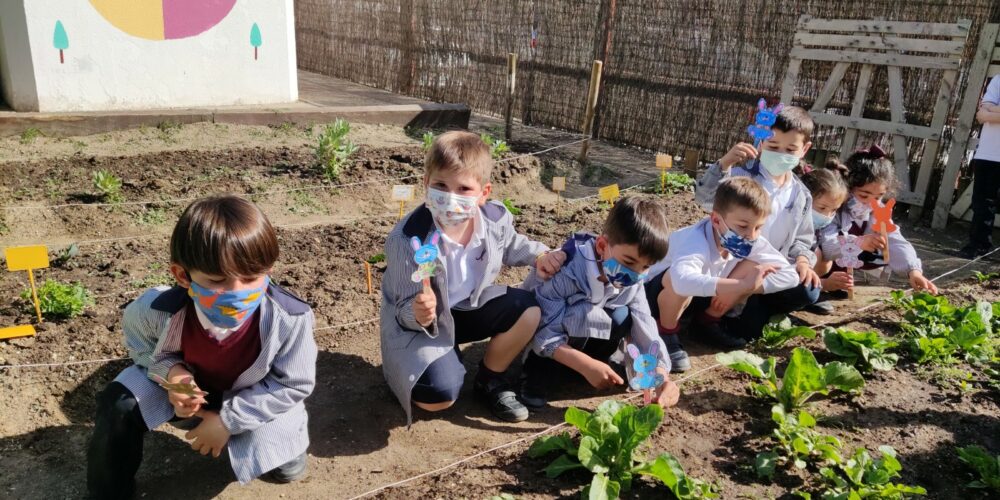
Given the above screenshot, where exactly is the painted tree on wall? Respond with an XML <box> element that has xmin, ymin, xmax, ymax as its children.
<box><xmin>250</xmin><ymin>23</ymin><xmax>262</xmax><ymax>60</ymax></box>
<box><xmin>53</xmin><ymin>21</ymin><xmax>69</xmax><ymax>64</ymax></box>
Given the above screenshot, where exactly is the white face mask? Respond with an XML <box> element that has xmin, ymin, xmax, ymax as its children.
<box><xmin>847</xmin><ymin>195</ymin><xmax>872</xmax><ymax>221</ymax></box>
<box><xmin>758</xmin><ymin>149</ymin><xmax>800</xmax><ymax>176</ymax></box>
<box><xmin>425</xmin><ymin>187</ymin><xmax>480</xmax><ymax>227</ymax></box>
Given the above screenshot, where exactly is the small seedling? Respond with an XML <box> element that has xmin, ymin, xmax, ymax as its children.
<box><xmin>658</xmin><ymin>172</ymin><xmax>695</xmax><ymax>194</ymax></box>
<box><xmin>367</xmin><ymin>253</ymin><xmax>386</xmax><ymax>265</ymax></box>
<box><xmin>92</xmin><ymin>169</ymin><xmax>123</xmax><ymax>203</ymax></box>
<box><xmin>20</xmin><ymin>279</ymin><xmax>93</xmax><ymax>319</ymax></box>
<box><xmin>315</xmin><ymin>119</ymin><xmax>359</xmax><ymax>181</ymax></box>
<box><xmin>759</xmin><ymin>315</ymin><xmax>816</xmax><ymax>348</ymax></box>
<box><xmin>756</xmin><ymin>405</ymin><xmax>843</xmax><ymax>480</ymax></box>
<box><xmin>480</xmin><ymin>133</ymin><xmax>510</xmax><ymax>159</ymax></box>
<box><xmin>20</xmin><ymin>127</ymin><xmax>43</xmax><ymax>144</ymax></box>
<box><xmin>422</xmin><ymin>131</ymin><xmax>435</xmax><ymax>152</ymax></box>
<box><xmin>956</xmin><ymin>445</ymin><xmax>1000</xmax><ymax>492</ymax></box>
<box><xmin>973</xmin><ymin>271</ymin><xmax>999</xmax><ymax>283</ymax></box>
<box><xmin>52</xmin><ymin>243</ymin><xmax>80</xmax><ymax>267</ymax></box>
<box><xmin>822</xmin><ymin>327</ymin><xmax>899</xmax><ymax>373</ymax></box>
<box><xmin>502</xmin><ymin>198</ymin><xmax>522</xmax><ymax>216</ymax></box>
<box><xmin>135</xmin><ymin>207</ymin><xmax>168</xmax><ymax>226</ymax></box>
<box><xmin>799</xmin><ymin>446</ymin><xmax>926</xmax><ymax>499</ymax></box>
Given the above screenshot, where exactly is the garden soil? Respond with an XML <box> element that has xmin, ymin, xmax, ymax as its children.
<box><xmin>0</xmin><ymin>123</ymin><xmax>997</xmax><ymax>499</ymax></box>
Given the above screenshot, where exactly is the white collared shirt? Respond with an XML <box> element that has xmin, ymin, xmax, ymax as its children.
<box><xmin>761</xmin><ymin>173</ymin><xmax>796</xmax><ymax>247</ymax></box>
<box><xmin>438</xmin><ymin>210</ymin><xmax>488</xmax><ymax>308</ymax></box>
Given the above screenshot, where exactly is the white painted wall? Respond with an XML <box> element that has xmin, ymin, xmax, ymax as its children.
<box><xmin>0</xmin><ymin>0</ymin><xmax>297</xmax><ymax>112</ymax></box>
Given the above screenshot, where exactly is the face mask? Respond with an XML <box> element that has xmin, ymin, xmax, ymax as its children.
<box><xmin>811</xmin><ymin>210</ymin><xmax>835</xmax><ymax>230</ymax></box>
<box><xmin>716</xmin><ymin>220</ymin><xmax>756</xmax><ymax>259</ymax></box>
<box><xmin>847</xmin><ymin>195</ymin><xmax>872</xmax><ymax>221</ymax></box>
<box><xmin>758</xmin><ymin>149</ymin><xmax>800</xmax><ymax>176</ymax></box>
<box><xmin>601</xmin><ymin>257</ymin><xmax>647</xmax><ymax>288</ymax></box>
<box><xmin>187</xmin><ymin>276</ymin><xmax>269</xmax><ymax>329</ymax></box>
<box><xmin>425</xmin><ymin>187</ymin><xmax>479</xmax><ymax>227</ymax></box>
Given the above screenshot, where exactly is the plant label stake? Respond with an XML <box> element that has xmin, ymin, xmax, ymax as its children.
<box><xmin>5</xmin><ymin>245</ymin><xmax>50</xmax><ymax>323</ymax></box>
<box><xmin>869</xmin><ymin>198</ymin><xmax>897</xmax><ymax>282</ymax></box>
<box><xmin>626</xmin><ymin>342</ymin><xmax>665</xmax><ymax>405</ymax></box>
<box><xmin>364</xmin><ymin>261</ymin><xmax>374</xmax><ymax>295</ymax></box>
<box><xmin>746</xmin><ymin>98</ymin><xmax>783</xmax><ymax>147</ymax></box>
<box><xmin>391</xmin><ymin>185</ymin><xmax>416</xmax><ymax>220</ymax></box>
<box><xmin>598</xmin><ymin>183</ymin><xmax>620</xmax><ymax>207</ymax></box>
<box><xmin>656</xmin><ymin>153</ymin><xmax>672</xmax><ymax>192</ymax></box>
<box><xmin>410</xmin><ymin>231</ymin><xmax>441</xmax><ymax>295</ymax></box>
<box><xmin>552</xmin><ymin>176</ymin><xmax>566</xmax><ymax>202</ymax></box>
<box><xmin>835</xmin><ymin>234</ymin><xmax>863</xmax><ymax>301</ymax></box>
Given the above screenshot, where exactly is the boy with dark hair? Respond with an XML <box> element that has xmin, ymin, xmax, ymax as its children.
<box><xmin>646</xmin><ymin>178</ymin><xmax>799</xmax><ymax>358</ymax></box>
<box><xmin>88</xmin><ymin>196</ymin><xmax>317</xmax><ymax>498</ymax></box>
<box><xmin>520</xmin><ymin>197</ymin><xmax>679</xmax><ymax>408</ymax></box>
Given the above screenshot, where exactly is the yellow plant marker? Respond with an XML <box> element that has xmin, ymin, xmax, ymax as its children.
<box><xmin>552</xmin><ymin>176</ymin><xmax>566</xmax><ymax>202</ymax></box>
<box><xmin>364</xmin><ymin>261</ymin><xmax>374</xmax><ymax>295</ymax></box>
<box><xmin>391</xmin><ymin>185</ymin><xmax>416</xmax><ymax>220</ymax></box>
<box><xmin>656</xmin><ymin>153</ymin><xmax>672</xmax><ymax>192</ymax></box>
<box><xmin>5</xmin><ymin>245</ymin><xmax>49</xmax><ymax>323</ymax></box>
<box><xmin>0</xmin><ymin>324</ymin><xmax>35</xmax><ymax>340</ymax></box>
<box><xmin>598</xmin><ymin>184</ymin><xmax>620</xmax><ymax>206</ymax></box>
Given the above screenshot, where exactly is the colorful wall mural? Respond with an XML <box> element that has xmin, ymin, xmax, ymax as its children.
<box><xmin>88</xmin><ymin>0</ymin><xmax>238</xmax><ymax>41</ymax></box>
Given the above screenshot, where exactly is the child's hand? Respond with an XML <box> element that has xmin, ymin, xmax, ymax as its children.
<box><xmin>536</xmin><ymin>250</ymin><xmax>567</xmax><ymax>280</ymax></box>
<box><xmin>740</xmin><ymin>264</ymin><xmax>777</xmax><ymax>293</ymax></box>
<box><xmin>654</xmin><ymin>376</ymin><xmax>680</xmax><ymax>407</ymax></box>
<box><xmin>166</xmin><ymin>365</ymin><xmax>206</xmax><ymax>418</ymax></box>
<box><xmin>185</xmin><ymin>410</ymin><xmax>230</xmax><ymax>458</ymax></box>
<box><xmin>795</xmin><ymin>260</ymin><xmax>822</xmax><ymax>289</ymax></box>
<box><xmin>719</xmin><ymin>142</ymin><xmax>758</xmax><ymax>170</ymax></box>
<box><xmin>583</xmin><ymin>360</ymin><xmax>624</xmax><ymax>390</ymax></box>
<box><xmin>822</xmin><ymin>271</ymin><xmax>853</xmax><ymax>292</ymax></box>
<box><xmin>908</xmin><ymin>270</ymin><xmax>938</xmax><ymax>295</ymax></box>
<box><xmin>413</xmin><ymin>280</ymin><xmax>437</xmax><ymax>327</ymax></box>
<box><xmin>858</xmin><ymin>233</ymin><xmax>886</xmax><ymax>253</ymax></box>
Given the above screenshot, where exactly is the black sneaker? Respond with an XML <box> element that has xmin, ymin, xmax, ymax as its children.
<box><xmin>661</xmin><ymin>334</ymin><xmax>691</xmax><ymax>372</ymax></box>
<box><xmin>692</xmin><ymin>320</ymin><xmax>746</xmax><ymax>349</ymax></box>
<box><xmin>958</xmin><ymin>244</ymin><xmax>992</xmax><ymax>260</ymax></box>
<box><xmin>805</xmin><ymin>300</ymin><xmax>835</xmax><ymax>315</ymax></box>
<box><xmin>518</xmin><ymin>379</ymin><xmax>548</xmax><ymax>410</ymax></box>
<box><xmin>474</xmin><ymin>376</ymin><xmax>529</xmax><ymax>422</ymax></box>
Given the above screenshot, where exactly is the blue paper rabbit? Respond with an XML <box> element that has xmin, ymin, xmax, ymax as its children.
<box><xmin>746</xmin><ymin>98</ymin><xmax>784</xmax><ymax>146</ymax></box>
<box><xmin>626</xmin><ymin>342</ymin><xmax>665</xmax><ymax>404</ymax></box>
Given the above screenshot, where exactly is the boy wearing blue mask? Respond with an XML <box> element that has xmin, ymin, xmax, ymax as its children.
<box><xmin>88</xmin><ymin>196</ymin><xmax>317</xmax><ymax>498</ymax></box>
<box><xmin>519</xmin><ymin>197</ymin><xmax>680</xmax><ymax>409</ymax></box>
<box><xmin>645</xmin><ymin>178</ymin><xmax>800</xmax><ymax>354</ymax></box>
<box><xmin>381</xmin><ymin>131</ymin><xmax>566</xmax><ymax>425</ymax></box>
<box><xmin>691</xmin><ymin>106</ymin><xmax>820</xmax><ymax>342</ymax></box>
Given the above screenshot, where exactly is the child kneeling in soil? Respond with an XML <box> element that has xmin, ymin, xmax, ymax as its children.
<box><xmin>644</xmin><ymin>177</ymin><xmax>800</xmax><ymax>352</ymax></box>
<box><xmin>520</xmin><ymin>197</ymin><xmax>680</xmax><ymax>409</ymax></box>
<box><xmin>87</xmin><ymin>196</ymin><xmax>317</xmax><ymax>499</ymax></box>
<box><xmin>817</xmin><ymin>147</ymin><xmax>937</xmax><ymax>295</ymax></box>
<box><xmin>800</xmin><ymin>165</ymin><xmax>852</xmax><ymax>314</ymax></box>
<box><xmin>380</xmin><ymin>130</ymin><xmax>565</xmax><ymax>425</ymax></box>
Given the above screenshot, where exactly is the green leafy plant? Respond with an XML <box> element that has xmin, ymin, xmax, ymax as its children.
<box><xmin>759</xmin><ymin>316</ymin><xmax>817</xmax><ymax>348</ymax></box>
<box><xmin>422</xmin><ymin>131</ymin><xmax>435</xmax><ymax>152</ymax></box>
<box><xmin>502</xmin><ymin>198</ymin><xmax>522</xmax><ymax>216</ymax></box>
<box><xmin>756</xmin><ymin>405</ymin><xmax>843</xmax><ymax>480</ymax></box>
<box><xmin>315</xmin><ymin>119</ymin><xmax>359</xmax><ymax>181</ymax></box>
<box><xmin>957</xmin><ymin>445</ymin><xmax>1000</xmax><ymax>492</ymax></box>
<box><xmin>973</xmin><ymin>271</ymin><xmax>999</xmax><ymax>283</ymax></box>
<box><xmin>20</xmin><ymin>127</ymin><xmax>43</xmax><ymax>144</ymax></box>
<box><xmin>892</xmin><ymin>293</ymin><xmax>996</xmax><ymax>364</ymax></box>
<box><xmin>659</xmin><ymin>171</ymin><xmax>695</xmax><ymax>194</ymax></box>
<box><xmin>823</xmin><ymin>328</ymin><xmax>899</xmax><ymax>373</ymax></box>
<box><xmin>716</xmin><ymin>347</ymin><xmax>864</xmax><ymax>412</ymax></box>
<box><xmin>367</xmin><ymin>253</ymin><xmax>386</xmax><ymax>265</ymax></box>
<box><xmin>528</xmin><ymin>401</ymin><xmax>718</xmax><ymax>499</ymax></box>
<box><xmin>52</xmin><ymin>244</ymin><xmax>80</xmax><ymax>267</ymax></box>
<box><xmin>480</xmin><ymin>132</ymin><xmax>510</xmax><ymax>159</ymax></box>
<box><xmin>799</xmin><ymin>446</ymin><xmax>926</xmax><ymax>499</ymax></box>
<box><xmin>92</xmin><ymin>169</ymin><xmax>123</xmax><ymax>203</ymax></box>
<box><xmin>20</xmin><ymin>279</ymin><xmax>93</xmax><ymax>319</ymax></box>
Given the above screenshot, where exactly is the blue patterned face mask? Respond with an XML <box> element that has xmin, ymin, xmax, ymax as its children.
<box><xmin>188</xmin><ymin>277</ymin><xmax>269</xmax><ymax>329</ymax></box>
<box><xmin>601</xmin><ymin>257</ymin><xmax>647</xmax><ymax>288</ymax></box>
<box><xmin>716</xmin><ymin>220</ymin><xmax>756</xmax><ymax>259</ymax></box>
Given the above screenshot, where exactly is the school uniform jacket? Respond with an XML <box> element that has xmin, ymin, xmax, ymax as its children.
<box><xmin>380</xmin><ymin>201</ymin><xmax>548</xmax><ymax>424</ymax></box>
<box><xmin>818</xmin><ymin>206</ymin><xmax>922</xmax><ymax>274</ymax></box>
<box><xmin>523</xmin><ymin>234</ymin><xmax>670</xmax><ymax>371</ymax></box>
<box><xmin>695</xmin><ymin>159</ymin><xmax>817</xmax><ymax>266</ymax></box>
<box><xmin>114</xmin><ymin>284</ymin><xmax>317</xmax><ymax>484</ymax></box>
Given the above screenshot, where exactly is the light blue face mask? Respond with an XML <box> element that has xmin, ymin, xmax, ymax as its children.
<box><xmin>601</xmin><ymin>257</ymin><xmax>647</xmax><ymax>288</ymax></box>
<box><xmin>811</xmin><ymin>210</ymin><xmax>835</xmax><ymax>230</ymax></box>
<box><xmin>759</xmin><ymin>149</ymin><xmax>800</xmax><ymax>176</ymax></box>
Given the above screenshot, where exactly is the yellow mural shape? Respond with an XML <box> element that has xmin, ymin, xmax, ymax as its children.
<box><xmin>89</xmin><ymin>0</ymin><xmax>165</xmax><ymax>41</ymax></box>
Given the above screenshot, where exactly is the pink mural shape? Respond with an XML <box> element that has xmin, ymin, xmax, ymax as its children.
<box><xmin>162</xmin><ymin>0</ymin><xmax>238</xmax><ymax>40</ymax></box>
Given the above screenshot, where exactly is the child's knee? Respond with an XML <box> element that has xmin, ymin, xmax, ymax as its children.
<box><xmin>96</xmin><ymin>382</ymin><xmax>140</xmax><ymax>422</ymax></box>
<box><xmin>518</xmin><ymin>306</ymin><xmax>541</xmax><ymax>329</ymax></box>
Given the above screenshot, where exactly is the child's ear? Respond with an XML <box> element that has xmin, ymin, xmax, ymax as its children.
<box><xmin>169</xmin><ymin>263</ymin><xmax>191</xmax><ymax>288</ymax></box>
<box><xmin>479</xmin><ymin>182</ymin><xmax>492</xmax><ymax>205</ymax></box>
<box><xmin>800</xmin><ymin>140</ymin><xmax>813</xmax><ymax>157</ymax></box>
<box><xmin>595</xmin><ymin>235</ymin><xmax>609</xmax><ymax>258</ymax></box>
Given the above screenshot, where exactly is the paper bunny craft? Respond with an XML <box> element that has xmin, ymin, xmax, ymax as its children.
<box><xmin>626</xmin><ymin>342</ymin><xmax>665</xmax><ymax>404</ymax></box>
<box><xmin>868</xmin><ymin>198</ymin><xmax>898</xmax><ymax>234</ymax></box>
<box><xmin>746</xmin><ymin>98</ymin><xmax>784</xmax><ymax>146</ymax></box>
<box><xmin>835</xmin><ymin>233</ymin><xmax>864</xmax><ymax>270</ymax></box>
<box><xmin>410</xmin><ymin>231</ymin><xmax>441</xmax><ymax>283</ymax></box>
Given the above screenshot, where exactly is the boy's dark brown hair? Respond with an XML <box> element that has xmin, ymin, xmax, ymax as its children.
<box><xmin>603</xmin><ymin>196</ymin><xmax>671</xmax><ymax>261</ymax></box>
<box><xmin>773</xmin><ymin>106</ymin><xmax>815</xmax><ymax>142</ymax></box>
<box><xmin>713</xmin><ymin>177</ymin><xmax>771</xmax><ymax>218</ymax></box>
<box><xmin>425</xmin><ymin>130</ymin><xmax>493</xmax><ymax>185</ymax></box>
<box><xmin>170</xmin><ymin>196</ymin><xmax>279</xmax><ymax>277</ymax></box>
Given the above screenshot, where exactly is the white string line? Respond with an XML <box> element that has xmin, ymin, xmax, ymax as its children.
<box><xmin>1</xmin><ymin>136</ymin><xmax>589</xmax><ymax>212</ymax></box>
<box><xmin>344</xmin><ymin>362</ymin><xmax>724</xmax><ymax>500</ymax></box>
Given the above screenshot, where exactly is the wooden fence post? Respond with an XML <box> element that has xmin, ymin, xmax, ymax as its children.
<box><xmin>505</xmin><ymin>53</ymin><xmax>517</xmax><ymax>142</ymax></box>
<box><xmin>578</xmin><ymin>60</ymin><xmax>604</xmax><ymax>163</ymax></box>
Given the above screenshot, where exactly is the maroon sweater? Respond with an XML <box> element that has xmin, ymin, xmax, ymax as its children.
<box><xmin>182</xmin><ymin>304</ymin><xmax>261</xmax><ymax>409</ymax></box>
